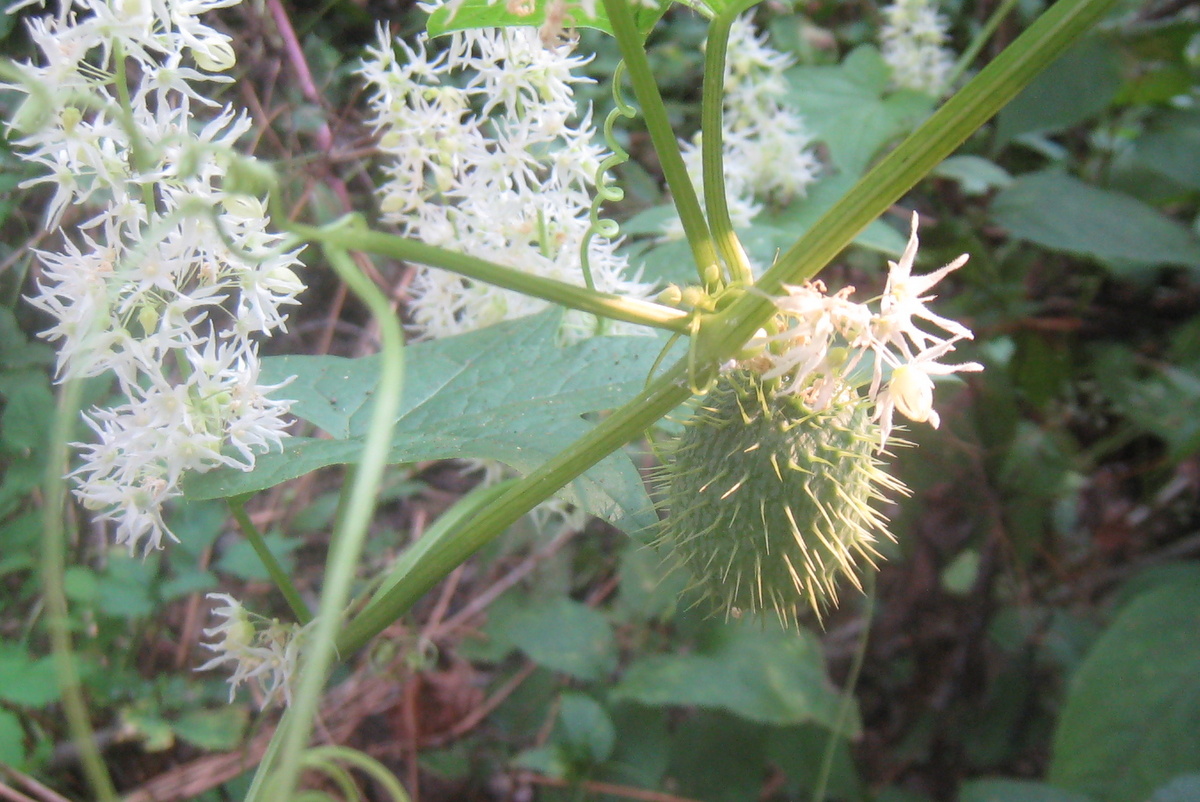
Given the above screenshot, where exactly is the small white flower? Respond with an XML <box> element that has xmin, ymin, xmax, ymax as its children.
<box><xmin>749</xmin><ymin>214</ymin><xmax>981</xmax><ymax>450</ymax></box>
<box><xmin>879</xmin><ymin>0</ymin><xmax>956</xmax><ymax>97</ymax></box>
<box><xmin>872</xmin><ymin>339</ymin><xmax>983</xmax><ymax>447</ymax></box>
<box><xmin>360</xmin><ymin>20</ymin><xmax>653</xmax><ymax>340</ymax></box>
<box><xmin>197</xmin><ymin>593</ymin><xmax>306</xmax><ymax>708</ymax></box>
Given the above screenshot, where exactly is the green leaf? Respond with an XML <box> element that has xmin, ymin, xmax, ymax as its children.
<box><xmin>556</xmin><ymin>692</ymin><xmax>615</xmax><ymax>766</ymax></box>
<box><xmin>932</xmin><ymin>155</ymin><xmax>1014</xmax><ymax>196</ymax></box>
<box><xmin>1133</xmin><ymin>111</ymin><xmax>1200</xmax><ymax>192</ymax></box>
<box><xmin>215</xmin><ymin>532</ymin><xmax>299</xmax><ymax>582</ymax></box>
<box><xmin>0</xmin><ymin>645</ymin><xmax>60</xmax><ymax>708</ymax></box>
<box><xmin>0</xmin><ymin>308</ymin><xmax>54</xmax><ymax>370</ymax></box>
<box><xmin>512</xmin><ymin>744</ymin><xmax>569</xmax><ymax>778</ymax></box>
<box><xmin>0</xmin><ymin>709</ymin><xmax>24</xmax><ymax>767</ymax></box>
<box><xmin>169</xmin><ymin>499</ymin><xmax>230</xmax><ymax>557</ymax></box>
<box><xmin>184</xmin><ymin>313</ymin><xmax>665</xmax><ymax>536</ymax></box>
<box><xmin>612</xmin><ymin>620</ymin><xmax>853</xmax><ymax>731</ymax></box>
<box><xmin>427</xmin><ymin>0</ymin><xmax>665</xmax><ymax>40</ymax></box>
<box><xmin>990</xmin><ymin>171</ymin><xmax>1200</xmax><ymax>272</ymax></box>
<box><xmin>1092</xmin><ymin>346</ymin><xmax>1200</xmax><ymax>463</ymax></box>
<box><xmin>62</xmin><ymin>566</ymin><xmax>99</xmax><ymax>602</ymax></box>
<box><xmin>159</xmin><ymin>571</ymin><xmax>218</xmax><ymax>600</ymax></box>
<box><xmin>96</xmin><ymin>552</ymin><xmax>158</xmax><ymax>619</ymax></box>
<box><xmin>171</xmin><ymin>707</ymin><xmax>248</xmax><ymax>751</ymax></box>
<box><xmin>0</xmin><ymin>378</ymin><xmax>54</xmax><ymax>452</ymax></box>
<box><xmin>994</xmin><ymin>38</ymin><xmax>1122</xmax><ymax>147</ymax></box>
<box><xmin>766</xmin><ymin>724</ymin><xmax>863</xmax><ymax>800</ymax></box>
<box><xmin>960</xmin><ymin>779</ymin><xmax>1094</xmax><ymax>802</ymax></box>
<box><xmin>1048</xmin><ymin>579</ymin><xmax>1200</xmax><ymax>802</ymax></box>
<box><xmin>494</xmin><ymin>597</ymin><xmax>616</xmax><ymax>681</ymax></box>
<box><xmin>614</xmin><ymin>542</ymin><xmax>689</xmax><ymax>622</ymax></box>
<box><xmin>875</xmin><ymin>789</ymin><xmax>934</xmax><ymax>802</ymax></box>
<box><xmin>784</xmin><ymin>45</ymin><xmax>934</xmax><ymax>175</ymax></box>
<box><xmin>598</xmin><ymin>704</ymin><xmax>670</xmax><ymax>789</ymax></box>
<box><xmin>666</xmin><ymin>711</ymin><xmax>767</xmax><ymax>802</ymax></box>
<box><xmin>1150</xmin><ymin>775</ymin><xmax>1200</xmax><ymax>802</ymax></box>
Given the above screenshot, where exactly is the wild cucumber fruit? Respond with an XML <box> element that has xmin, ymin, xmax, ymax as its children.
<box><xmin>658</xmin><ymin>371</ymin><xmax>905</xmax><ymax>625</ymax></box>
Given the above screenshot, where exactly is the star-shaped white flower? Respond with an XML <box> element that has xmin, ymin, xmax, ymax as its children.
<box><xmin>873</xmin><ymin>338</ymin><xmax>983</xmax><ymax>447</ymax></box>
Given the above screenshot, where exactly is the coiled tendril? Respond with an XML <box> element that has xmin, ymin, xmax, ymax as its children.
<box><xmin>579</xmin><ymin>59</ymin><xmax>637</xmax><ymax>294</ymax></box>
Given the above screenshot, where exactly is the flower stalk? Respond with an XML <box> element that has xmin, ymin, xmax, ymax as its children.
<box><xmin>286</xmin><ymin>220</ymin><xmax>691</xmax><ymax>334</ymax></box>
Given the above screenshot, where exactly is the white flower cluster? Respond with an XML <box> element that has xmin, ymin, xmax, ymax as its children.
<box><xmin>198</xmin><ymin>593</ymin><xmax>305</xmax><ymax>707</ymax></box>
<box><xmin>6</xmin><ymin>0</ymin><xmax>305</xmax><ymax>554</ymax></box>
<box><xmin>359</xmin><ymin>24</ymin><xmax>654</xmax><ymax>340</ymax></box>
<box><xmin>671</xmin><ymin>14</ymin><xmax>820</xmax><ymax>237</ymax></box>
<box><xmin>749</xmin><ymin>214</ymin><xmax>982</xmax><ymax>447</ymax></box>
<box><xmin>879</xmin><ymin>0</ymin><xmax>956</xmax><ymax>97</ymax></box>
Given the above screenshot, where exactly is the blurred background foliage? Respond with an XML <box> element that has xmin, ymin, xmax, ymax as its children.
<box><xmin>1</xmin><ymin>0</ymin><xmax>1199</xmax><ymax>800</ymax></box>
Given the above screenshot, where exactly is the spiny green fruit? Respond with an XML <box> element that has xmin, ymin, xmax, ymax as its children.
<box><xmin>657</xmin><ymin>370</ymin><xmax>905</xmax><ymax>626</ymax></box>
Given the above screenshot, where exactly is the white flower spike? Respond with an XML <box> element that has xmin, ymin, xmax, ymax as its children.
<box><xmin>8</xmin><ymin>0</ymin><xmax>305</xmax><ymax>554</ymax></box>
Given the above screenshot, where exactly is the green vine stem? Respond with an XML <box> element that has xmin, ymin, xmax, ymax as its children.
<box><xmin>286</xmin><ymin>220</ymin><xmax>691</xmax><ymax>334</ymax></box>
<box><xmin>602</xmin><ymin>0</ymin><xmax>723</xmax><ymax>285</ymax></box>
<box><xmin>41</xmin><ymin>375</ymin><xmax>119</xmax><ymax>802</ymax></box>
<box><xmin>698</xmin><ymin>0</ymin><xmax>1123</xmax><ymax>362</ymax></box>
<box><xmin>700</xmin><ymin>0</ymin><xmax>760</xmax><ymax>286</ymax></box>
<box><xmin>948</xmin><ymin>0</ymin><xmax>1022</xmax><ymax>88</ymax></box>
<box><xmin>253</xmin><ymin>243</ymin><xmax>406</xmax><ymax>799</ymax></box>
<box><xmin>301</xmin><ymin>746</ymin><xmax>413</xmax><ymax>801</ymax></box>
<box><xmin>811</xmin><ymin>571</ymin><xmax>874</xmax><ymax>802</ymax></box>
<box><xmin>229</xmin><ymin>497</ymin><xmax>313</xmax><ymax>625</ymax></box>
<box><xmin>333</xmin><ymin>0</ymin><xmax>1120</xmax><ymax>657</ymax></box>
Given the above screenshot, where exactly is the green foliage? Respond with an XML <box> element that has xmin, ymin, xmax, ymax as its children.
<box><xmin>184</xmin><ymin>312</ymin><xmax>664</xmax><ymax>536</ymax></box>
<box><xmin>994</xmin><ymin>37</ymin><xmax>1123</xmax><ymax>147</ymax></box>
<box><xmin>784</xmin><ymin>45</ymin><xmax>934</xmax><ymax>177</ymax></box>
<box><xmin>492</xmin><ymin>597</ymin><xmax>617</xmax><ymax>681</ymax></box>
<box><xmin>1130</xmin><ymin>111</ymin><xmax>1200</xmax><ymax>192</ymax></box>
<box><xmin>960</xmin><ymin>779</ymin><xmax>1094</xmax><ymax>802</ymax></box>
<box><xmin>1049</xmin><ymin>578</ymin><xmax>1200</xmax><ymax>802</ymax></box>
<box><xmin>990</xmin><ymin>171</ymin><xmax>1200</xmax><ymax>272</ymax></box>
<box><xmin>612</xmin><ymin>619</ymin><xmax>854</xmax><ymax>733</ymax></box>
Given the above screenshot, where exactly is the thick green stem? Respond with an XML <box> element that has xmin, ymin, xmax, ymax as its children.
<box><xmin>287</xmin><ymin>221</ymin><xmax>690</xmax><ymax>334</ymax></box>
<box><xmin>602</xmin><ymin>0</ymin><xmax>722</xmax><ymax>284</ymax></box>
<box><xmin>333</xmin><ymin>0</ymin><xmax>1120</xmax><ymax>660</ymax></box>
<box><xmin>336</xmin><ymin>361</ymin><xmax>694</xmax><ymax>654</ymax></box>
<box><xmin>229</xmin><ymin>497</ymin><xmax>312</xmax><ymax>625</ymax></box>
<box><xmin>701</xmin><ymin>0</ymin><xmax>760</xmax><ymax>285</ymax></box>
<box><xmin>700</xmin><ymin>0</ymin><xmax>1123</xmax><ymax>363</ymax></box>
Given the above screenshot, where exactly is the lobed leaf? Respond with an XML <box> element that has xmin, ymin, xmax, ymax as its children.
<box><xmin>1048</xmin><ymin>579</ymin><xmax>1200</xmax><ymax>802</ymax></box>
<box><xmin>184</xmin><ymin>313</ymin><xmax>670</xmax><ymax>536</ymax></box>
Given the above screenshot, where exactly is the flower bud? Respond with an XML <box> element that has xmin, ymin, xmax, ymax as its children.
<box><xmin>888</xmin><ymin>364</ymin><xmax>937</xmax><ymax>425</ymax></box>
<box><xmin>190</xmin><ymin>36</ymin><xmax>237</xmax><ymax>72</ymax></box>
<box><xmin>657</xmin><ymin>284</ymin><xmax>683</xmax><ymax>307</ymax></box>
